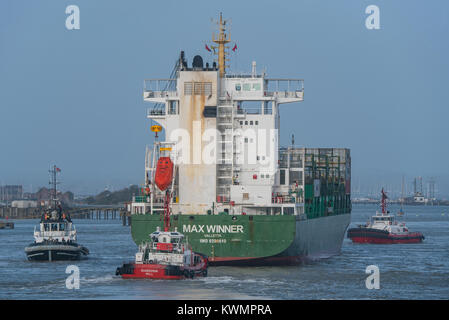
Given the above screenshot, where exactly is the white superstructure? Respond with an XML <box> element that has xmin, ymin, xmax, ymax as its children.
<box><xmin>33</xmin><ymin>210</ymin><xmax>77</xmax><ymax>243</ymax></box>
<box><xmin>133</xmin><ymin>15</ymin><xmax>306</xmax><ymax>218</ymax></box>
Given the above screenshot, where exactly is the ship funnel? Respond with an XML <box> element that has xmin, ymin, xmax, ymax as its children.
<box><xmin>192</xmin><ymin>55</ymin><xmax>204</xmax><ymax>70</ymax></box>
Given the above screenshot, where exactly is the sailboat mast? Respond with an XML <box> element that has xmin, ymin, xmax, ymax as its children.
<box><xmin>401</xmin><ymin>175</ymin><xmax>405</xmax><ymax>210</ymax></box>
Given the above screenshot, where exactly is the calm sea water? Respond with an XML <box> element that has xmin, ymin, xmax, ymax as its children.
<box><xmin>0</xmin><ymin>204</ymin><xmax>448</xmax><ymax>300</ymax></box>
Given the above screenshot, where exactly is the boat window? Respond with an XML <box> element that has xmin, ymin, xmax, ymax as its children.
<box><xmin>280</xmin><ymin>169</ymin><xmax>286</xmax><ymax>185</ymax></box>
<box><xmin>51</xmin><ymin>223</ymin><xmax>58</xmax><ymax>231</ymax></box>
<box><xmin>264</xmin><ymin>101</ymin><xmax>272</xmax><ymax>114</ymax></box>
<box><xmin>59</xmin><ymin>224</ymin><xmax>65</xmax><ymax>231</ymax></box>
<box><xmin>44</xmin><ymin>224</ymin><xmax>50</xmax><ymax>231</ymax></box>
<box><xmin>235</xmin><ymin>84</ymin><xmax>241</xmax><ymax>91</ymax></box>
<box><xmin>168</xmin><ymin>100</ymin><xmax>178</xmax><ymax>115</ymax></box>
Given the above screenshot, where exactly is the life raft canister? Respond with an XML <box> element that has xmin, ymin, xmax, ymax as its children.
<box><xmin>154</xmin><ymin>157</ymin><xmax>174</xmax><ymax>191</ymax></box>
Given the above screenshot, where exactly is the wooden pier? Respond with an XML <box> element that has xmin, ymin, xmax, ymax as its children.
<box><xmin>0</xmin><ymin>206</ymin><xmax>131</xmax><ymax>225</ymax></box>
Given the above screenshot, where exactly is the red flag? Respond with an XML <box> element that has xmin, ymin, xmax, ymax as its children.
<box><xmin>205</xmin><ymin>44</ymin><xmax>211</xmax><ymax>52</ymax></box>
<box><xmin>232</xmin><ymin>44</ymin><xmax>237</xmax><ymax>52</ymax></box>
<box><xmin>56</xmin><ymin>167</ymin><xmax>61</xmax><ymax>172</ymax></box>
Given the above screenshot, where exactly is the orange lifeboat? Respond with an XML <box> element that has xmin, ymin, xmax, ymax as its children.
<box><xmin>154</xmin><ymin>157</ymin><xmax>174</xmax><ymax>191</ymax></box>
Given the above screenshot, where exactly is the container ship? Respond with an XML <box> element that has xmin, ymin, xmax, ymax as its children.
<box><xmin>127</xmin><ymin>14</ymin><xmax>351</xmax><ymax>266</ymax></box>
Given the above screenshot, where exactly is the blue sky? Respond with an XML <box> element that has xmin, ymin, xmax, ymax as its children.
<box><xmin>1</xmin><ymin>0</ymin><xmax>448</xmax><ymax>197</ymax></box>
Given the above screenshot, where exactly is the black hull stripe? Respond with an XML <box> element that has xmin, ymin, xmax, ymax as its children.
<box><xmin>347</xmin><ymin>228</ymin><xmax>423</xmax><ymax>241</ymax></box>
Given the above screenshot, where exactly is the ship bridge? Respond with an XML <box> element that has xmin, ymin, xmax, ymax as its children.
<box><xmin>143</xmin><ymin>76</ymin><xmax>304</xmax><ymax>113</ymax></box>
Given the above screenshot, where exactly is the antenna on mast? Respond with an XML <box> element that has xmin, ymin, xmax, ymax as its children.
<box><xmin>381</xmin><ymin>188</ymin><xmax>388</xmax><ymax>215</ymax></box>
<box><xmin>211</xmin><ymin>13</ymin><xmax>232</xmax><ymax>78</ymax></box>
<box><xmin>49</xmin><ymin>165</ymin><xmax>61</xmax><ymax>209</ymax></box>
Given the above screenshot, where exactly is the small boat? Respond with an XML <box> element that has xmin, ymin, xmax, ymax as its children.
<box><xmin>347</xmin><ymin>189</ymin><xmax>424</xmax><ymax>244</ymax></box>
<box><xmin>24</xmin><ymin>166</ymin><xmax>89</xmax><ymax>261</ymax></box>
<box><xmin>0</xmin><ymin>218</ymin><xmax>14</xmax><ymax>229</ymax></box>
<box><xmin>116</xmin><ymin>147</ymin><xmax>208</xmax><ymax>279</ymax></box>
<box><xmin>25</xmin><ymin>208</ymin><xmax>89</xmax><ymax>261</ymax></box>
<box><xmin>115</xmin><ymin>226</ymin><xmax>208</xmax><ymax>279</ymax></box>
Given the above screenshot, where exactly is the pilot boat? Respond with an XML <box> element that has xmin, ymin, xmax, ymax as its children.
<box><xmin>115</xmin><ymin>225</ymin><xmax>208</xmax><ymax>279</ymax></box>
<box><xmin>347</xmin><ymin>189</ymin><xmax>424</xmax><ymax>244</ymax></box>
<box><xmin>116</xmin><ymin>145</ymin><xmax>208</xmax><ymax>279</ymax></box>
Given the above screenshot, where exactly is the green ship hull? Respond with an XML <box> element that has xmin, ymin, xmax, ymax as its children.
<box><xmin>131</xmin><ymin>213</ymin><xmax>351</xmax><ymax>265</ymax></box>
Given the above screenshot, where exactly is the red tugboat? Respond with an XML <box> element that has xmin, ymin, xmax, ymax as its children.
<box><xmin>116</xmin><ymin>149</ymin><xmax>208</xmax><ymax>279</ymax></box>
<box><xmin>347</xmin><ymin>189</ymin><xmax>424</xmax><ymax>244</ymax></box>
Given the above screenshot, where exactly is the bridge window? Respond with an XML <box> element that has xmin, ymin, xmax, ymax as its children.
<box><xmin>240</xmin><ymin>101</ymin><xmax>262</xmax><ymax>115</ymax></box>
<box><xmin>280</xmin><ymin>169</ymin><xmax>286</xmax><ymax>185</ymax></box>
<box><xmin>168</xmin><ymin>101</ymin><xmax>178</xmax><ymax>115</ymax></box>
<box><xmin>264</xmin><ymin>101</ymin><xmax>272</xmax><ymax>115</ymax></box>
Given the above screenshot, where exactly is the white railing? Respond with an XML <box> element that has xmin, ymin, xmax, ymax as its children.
<box><xmin>144</xmin><ymin>91</ymin><xmax>178</xmax><ymax>99</ymax></box>
<box><xmin>144</xmin><ymin>79</ymin><xmax>177</xmax><ymax>92</ymax></box>
<box><xmin>265</xmin><ymin>79</ymin><xmax>304</xmax><ymax>93</ymax></box>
